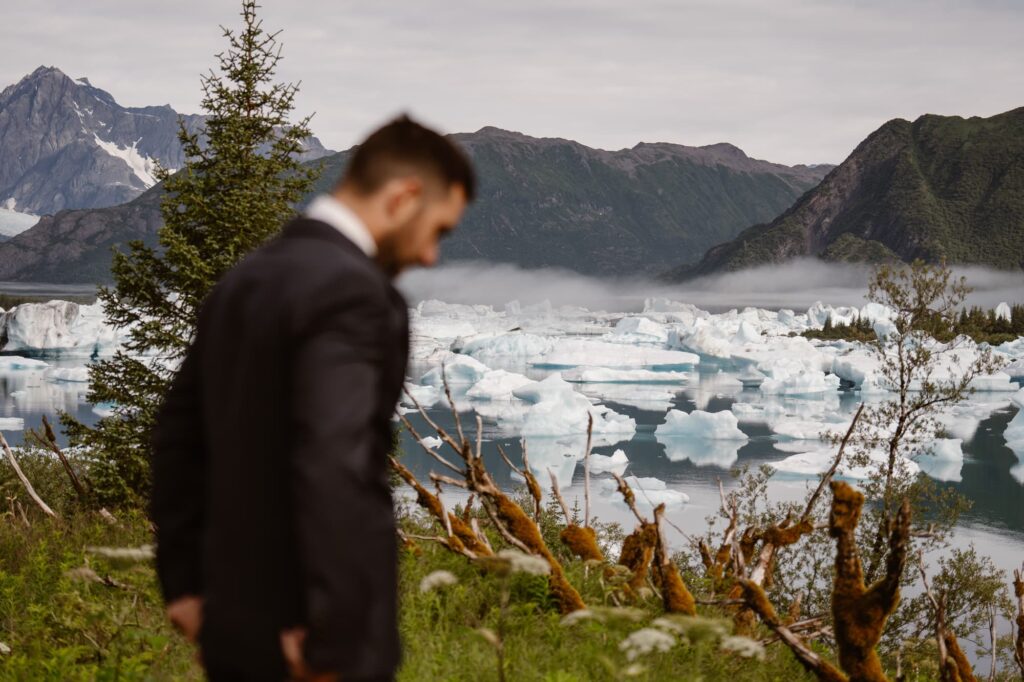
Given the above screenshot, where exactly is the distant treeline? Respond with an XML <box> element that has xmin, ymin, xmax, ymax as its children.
<box><xmin>803</xmin><ymin>304</ymin><xmax>1024</xmax><ymax>345</ymax></box>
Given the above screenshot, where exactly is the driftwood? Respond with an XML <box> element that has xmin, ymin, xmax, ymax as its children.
<box><xmin>26</xmin><ymin>415</ymin><xmax>87</xmax><ymax>502</ymax></box>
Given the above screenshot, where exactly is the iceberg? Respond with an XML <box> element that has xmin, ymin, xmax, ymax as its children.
<box><xmin>46</xmin><ymin>366</ymin><xmax>90</xmax><ymax>383</ymax></box>
<box><xmin>655</xmin><ymin>409</ymin><xmax>748</xmax><ymax>440</ymax></box>
<box><xmin>466</xmin><ymin>370</ymin><xmax>534</xmax><ymax>401</ymax></box>
<box><xmin>419</xmin><ymin>354</ymin><xmax>490</xmax><ymax>387</ymax></box>
<box><xmin>588</xmin><ymin>449</ymin><xmax>629</xmax><ymax>476</ymax></box>
<box><xmin>761</xmin><ymin>370</ymin><xmax>840</xmax><ymax>397</ymax></box>
<box><xmin>1</xmin><ymin>301</ymin><xmax>122</xmax><ymax>355</ymax></box>
<box><xmin>560</xmin><ymin>367</ymin><xmax>689</xmax><ymax>384</ymax></box>
<box><xmin>911</xmin><ymin>438</ymin><xmax>964</xmax><ymax>483</ymax></box>
<box><xmin>770</xmin><ymin>447</ymin><xmax>920</xmax><ymax>480</ymax></box>
<box><xmin>0</xmin><ymin>417</ymin><xmax>25</xmax><ymax>431</ymax></box>
<box><xmin>536</xmin><ymin>339</ymin><xmax>698</xmax><ymax>370</ymax></box>
<box><xmin>657</xmin><ymin>436</ymin><xmax>744</xmax><ymax>468</ymax></box>
<box><xmin>599</xmin><ymin>475</ymin><xmax>689</xmax><ymax>508</ymax></box>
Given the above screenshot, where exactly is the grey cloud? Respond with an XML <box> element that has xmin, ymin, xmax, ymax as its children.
<box><xmin>1</xmin><ymin>0</ymin><xmax>1022</xmax><ymax>165</ymax></box>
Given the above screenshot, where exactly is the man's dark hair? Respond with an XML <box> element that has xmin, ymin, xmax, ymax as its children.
<box><xmin>339</xmin><ymin>114</ymin><xmax>476</xmax><ymax>201</ymax></box>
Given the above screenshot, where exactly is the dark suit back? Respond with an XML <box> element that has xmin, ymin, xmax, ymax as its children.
<box><xmin>151</xmin><ymin>216</ymin><xmax>409</xmax><ymax>679</ymax></box>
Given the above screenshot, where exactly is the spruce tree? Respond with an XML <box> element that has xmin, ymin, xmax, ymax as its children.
<box><xmin>62</xmin><ymin>0</ymin><xmax>320</xmax><ymax>507</ymax></box>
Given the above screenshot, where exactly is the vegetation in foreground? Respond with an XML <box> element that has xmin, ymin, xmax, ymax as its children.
<box><xmin>0</xmin><ymin>452</ymin><xmax>815</xmax><ymax>681</ymax></box>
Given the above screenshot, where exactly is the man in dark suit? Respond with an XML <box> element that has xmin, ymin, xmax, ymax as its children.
<box><xmin>150</xmin><ymin>115</ymin><xmax>475</xmax><ymax>681</ymax></box>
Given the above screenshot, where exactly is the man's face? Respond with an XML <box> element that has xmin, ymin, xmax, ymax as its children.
<box><xmin>377</xmin><ymin>182</ymin><xmax>467</xmax><ymax>275</ymax></box>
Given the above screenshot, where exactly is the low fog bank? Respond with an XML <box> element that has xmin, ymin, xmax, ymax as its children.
<box><xmin>397</xmin><ymin>259</ymin><xmax>1024</xmax><ymax>313</ymax></box>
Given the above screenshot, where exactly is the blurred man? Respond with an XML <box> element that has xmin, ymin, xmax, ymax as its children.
<box><xmin>151</xmin><ymin>115</ymin><xmax>475</xmax><ymax>681</ymax></box>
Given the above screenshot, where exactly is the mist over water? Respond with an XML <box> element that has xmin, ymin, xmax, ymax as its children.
<box><xmin>398</xmin><ymin>259</ymin><xmax>1024</xmax><ymax>311</ymax></box>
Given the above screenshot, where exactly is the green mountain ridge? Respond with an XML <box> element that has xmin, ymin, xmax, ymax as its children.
<box><xmin>670</xmin><ymin>107</ymin><xmax>1024</xmax><ymax>279</ymax></box>
<box><xmin>0</xmin><ymin>127</ymin><xmax>831</xmax><ymax>282</ymax></box>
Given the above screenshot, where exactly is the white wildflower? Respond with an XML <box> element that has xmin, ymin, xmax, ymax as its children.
<box><xmin>621</xmin><ymin>663</ymin><xmax>647</xmax><ymax>677</ymax></box>
<box><xmin>560</xmin><ymin>609</ymin><xmax>598</xmax><ymax>626</ymax></box>
<box><xmin>84</xmin><ymin>545</ymin><xmax>154</xmax><ymax>561</ymax></box>
<box><xmin>619</xmin><ymin>627</ymin><xmax>676</xmax><ymax>661</ymax></box>
<box><xmin>0</xmin><ymin>641</ymin><xmax>10</xmax><ymax>655</ymax></box>
<box><xmin>650</xmin><ymin>616</ymin><xmax>687</xmax><ymax>636</ymax></box>
<box><xmin>720</xmin><ymin>635</ymin><xmax>766</xmax><ymax>661</ymax></box>
<box><xmin>496</xmin><ymin>548</ymin><xmax>550</xmax><ymax>576</ymax></box>
<box><xmin>419</xmin><ymin>570</ymin><xmax>459</xmax><ymax>593</ymax></box>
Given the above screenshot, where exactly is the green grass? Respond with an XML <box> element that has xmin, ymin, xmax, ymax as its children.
<box><xmin>0</xmin><ymin>452</ymin><xmax>816</xmax><ymax>681</ymax></box>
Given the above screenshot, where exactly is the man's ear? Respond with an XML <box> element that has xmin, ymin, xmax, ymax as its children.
<box><xmin>384</xmin><ymin>177</ymin><xmax>424</xmax><ymax>226</ymax></box>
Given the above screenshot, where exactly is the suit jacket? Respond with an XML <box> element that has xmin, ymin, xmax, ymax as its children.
<box><xmin>150</xmin><ymin>216</ymin><xmax>409</xmax><ymax>678</ymax></box>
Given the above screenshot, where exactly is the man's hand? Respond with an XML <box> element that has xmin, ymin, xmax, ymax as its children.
<box><xmin>280</xmin><ymin>627</ymin><xmax>339</xmax><ymax>681</ymax></box>
<box><xmin>166</xmin><ymin>595</ymin><xmax>204</xmax><ymax>643</ymax></box>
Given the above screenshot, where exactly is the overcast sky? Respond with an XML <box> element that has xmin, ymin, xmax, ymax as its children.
<box><xmin>3</xmin><ymin>0</ymin><xmax>1022</xmax><ymax>165</ymax></box>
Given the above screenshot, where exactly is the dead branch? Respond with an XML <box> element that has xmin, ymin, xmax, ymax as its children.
<box><xmin>397</xmin><ymin>412</ymin><xmax>464</xmax><ymax>475</ymax></box>
<box><xmin>1012</xmin><ymin>564</ymin><xmax>1024</xmax><ymax>679</ymax></box>
<box><xmin>26</xmin><ymin>415</ymin><xmax>87</xmax><ymax>502</ymax></box>
<box><xmin>0</xmin><ymin>431</ymin><xmax>57</xmax><ymax>518</ymax></box>
<box><xmin>738</xmin><ymin>579</ymin><xmax>848</xmax><ymax>682</ymax></box>
<box><xmin>652</xmin><ymin>503</ymin><xmax>696</xmax><ymax>615</ymax></box>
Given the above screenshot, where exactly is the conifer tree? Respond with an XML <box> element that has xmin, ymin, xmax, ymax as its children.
<box><xmin>62</xmin><ymin>0</ymin><xmax>320</xmax><ymax>506</ymax></box>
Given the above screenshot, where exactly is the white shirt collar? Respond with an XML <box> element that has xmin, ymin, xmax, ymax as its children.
<box><xmin>304</xmin><ymin>194</ymin><xmax>378</xmax><ymax>258</ymax></box>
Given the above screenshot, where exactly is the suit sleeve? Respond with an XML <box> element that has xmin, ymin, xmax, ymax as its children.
<box><xmin>151</xmin><ymin>339</ymin><xmax>207</xmax><ymax>603</ymax></box>
<box><xmin>289</xmin><ymin>277</ymin><xmax>395</xmax><ymax>674</ymax></box>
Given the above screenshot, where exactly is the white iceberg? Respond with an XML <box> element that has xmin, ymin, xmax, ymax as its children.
<box><xmin>588</xmin><ymin>449</ymin><xmax>629</xmax><ymax>476</ymax></box>
<box><xmin>466</xmin><ymin>370</ymin><xmax>534</xmax><ymax>401</ymax></box>
<box><xmin>419</xmin><ymin>354</ymin><xmax>490</xmax><ymax>387</ymax></box>
<box><xmin>655</xmin><ymin>409</ymin><xmax>748</xmax><ymax>440</ymax></box>
<box><xmin>911</xmin><ymin>438</ymin><xmax>964</xmax><ymax>483</ymax></box>
<box><xmin>560</xmin><ymin>367</ymin><xmax>689</xmax><ymax>384</ymax></box>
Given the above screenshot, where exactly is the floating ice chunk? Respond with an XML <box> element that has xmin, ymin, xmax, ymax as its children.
<box><xmin>669</xmin><ymin>323</ymin><xmax>733</xmax><ymax>360</ymax></box>
<box><xmin>600</xmin><ymin>475</ymin><xmax>689</xmax><ymax>508</ymax></box>
<box><xmin>536</xmin><ymin>339</ymin><xmax>698</xmax><ymax>369</ymax></box>
<box><xmin>459</xmin><ymin>332</ymin><xmax>554</xmax><ymax>362</ymax></box>
<box><xmin>995</xmin><ymin>302</ymin><xmax>1012</xmax><ymax>322</ymax></box>
<box><xmin>731</xmin><ymin>321</ymin><xmax>763</xmax><ymax>345</ymax></box>
<box><xmin>46</xmin><ymin>366</ymin><xmax>90</xmax><ymax>382</ymax></box>
<box><xmin>770</xmin><ymin>447</ymin><xmax>920</xmax><ymax>480</ymax></box>
<box><xmin>561</xmin><ymin>368</ymin><xmax>689</xmax><ymax>384</ymax></box>
<box><xmin>912</xmin><ymin>438</ymin><xmax>964</xmax><ymax>483</ymax></box>
<box><xmin>1004</xmin><ymin>408</ymin><xmax>1024</xmax><ymax>447</ymax></box>
<box><xmin>575</xmin><ymin>382</ymin><xmax>679</xmax><ymax>412</ymax></box>
<box><xmin>92</xmin><ymin>402</ymin><xmax>116</xmax><ymax>418</ymax></box>
<box><xmin>738</xmin><ymin>366</ymin><xmax>766</xmax><ymax>388</ymax></box>
<box><xmin>807</xmin><ymin>302</ymin><xmax>858</xmax><ymax>328</ymax></box>
<box><xmin>402</xmin><ymin>383</ymin><xmax>440</xmax><ymax>408</ymax></box>
<box><xmin>761</xmin><ymin>370</ymin><xmax>840</xmax><ymax>396</ymax></box>
<box><xmin>588</xmin><ymin>449</ymin><xmax>629</xmax><ymax>476</ymax></box>
<box><xmin>0</xmin><ymin>417</ymin><xmax>25</xmax><ymax>430</ymax></box>
<box><xmin>1012</xmin><ymin>388</ymin><xmax>1024</xmax><ymax>409</ymax></box>
<box><xmin>466</xmin><ymin>370</ymin><xmax>534</xmax><ymax>400</ymax></box>
<box><xmin>511</xmin><ymin>375</ymin><xmax>637</xmax><ymax>439</ymax></box>
<box><xmin>419</xmin><ymin>354</ymin><xmax>490</xmax><ymax>386</ymax></box>
<box><xmin>655</xmin><ymin>409</ymin><xmax>748</xmax><ymax>441</ymax></box>
<box><xmin>0</xmin><ymin>356</ymin><xmax>49</xmax><ymax>370</ymax></box>
<box><xmin>419</xmin><ymin>436</ymin><xmax>443</xmax><ymax>450</ymax></box>
<box><xmin>606</xmin><ymin>316</ymin><xmax>669</xmax><ymax>344</ymax></box>
<box><xmin>968</xmin><ymin>372</ymin><xmax>1019</xmax><ymax>392</ymax></box>
<box><xmin>1</xmin><ymin>301</ymin><xmax>121</xmax><ymax>354</ymax></box>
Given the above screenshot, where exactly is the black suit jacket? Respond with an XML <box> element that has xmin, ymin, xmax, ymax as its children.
<box><xmin>151</xmin><ymin>216</ymin><xmax>409</xmax><ymax>678</ymax></box>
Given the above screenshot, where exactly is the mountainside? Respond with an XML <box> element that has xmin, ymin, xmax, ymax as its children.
<box><xmin>308</xmin><ymin>127</ymin><xmax>832</xmax><ymax>275</ymax></box>
<box><xmin>0</xmin><ymin>66</ymin><xmax>332</xmax><ymax>217</ymax></box>
<box><xmin>0</xmin><ymin>127</ymin><xmax>831</xmax><ymax>283</ymax></box>
<box><xmin>671</xmin><ymin>107</ymin><xmax>1024</xmax><ymax>279</ymax></box>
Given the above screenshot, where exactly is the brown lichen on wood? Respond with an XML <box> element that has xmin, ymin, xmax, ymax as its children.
<box><xmin>390</xmin><ymin>456</ymin><xmax>492</xmax><ymax>557</ymax></box>
<box><xmin>559</xmin><ymin>524</ymin><xmax>604</xmax><ymax>562</ymax></box>
<box><xmin>828</xmin><ymin>481</ymin><xmax>910</xmax><ymax>682</ymax></box>
<box><xmin>651</xmin><ymin>504</ymin><xmax>696</xmax><ymax>615</ymax></box>
<box><xmin>493</xmin><ymin>492</ymin><xmax>585</xmax><ymax>613</ymax></box>
<box><xmin>941</xmin><ymin>631</ymin><xmax>976</xmax><ymax>682</ymax></box>
<box><xmin>619</xmin><ymin>522</ymin><xmax>658</xmax><ymax>593</ymax></box>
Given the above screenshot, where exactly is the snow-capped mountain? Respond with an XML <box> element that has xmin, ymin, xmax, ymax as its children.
<box><xmin>0</xmin><ymin>66</ymin><xmax>333</xmax><ymax>219</ymax></box>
